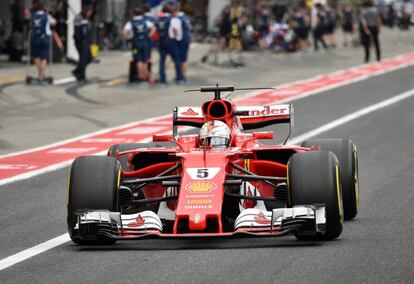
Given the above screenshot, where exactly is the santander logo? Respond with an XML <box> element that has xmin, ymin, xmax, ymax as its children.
<box><xmin>249</xmin><ymin>106</ymin><xmax>288</xmax><ymax>117</ymax></box>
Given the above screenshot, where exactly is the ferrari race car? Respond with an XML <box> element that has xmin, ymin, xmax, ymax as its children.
<box><xmin>67</xmin><ymin>85</ymin><xmax>359</xmax><ymax>244</ymax></box>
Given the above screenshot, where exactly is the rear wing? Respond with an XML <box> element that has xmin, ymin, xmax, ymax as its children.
<box><xmin>173</xmin><ymin>104</ymin><xmax>293</xmax><ymax>130</ymax></box>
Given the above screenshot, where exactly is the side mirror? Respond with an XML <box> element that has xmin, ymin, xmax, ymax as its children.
<box><xmin>153</xmin><ymin>134</ymin><xmax>173</xmax><ymax>142</ymax></box>
<box><xmin>253</xmin><ymin>131</ymin><xmax>273</xmax><ymax>140</ymax></box>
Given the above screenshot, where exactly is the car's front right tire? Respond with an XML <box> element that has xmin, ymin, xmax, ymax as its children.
<box><xmin>67</xmin><ymin>156</ymin><xmax>121</xmax><ymax>245</ymax></box>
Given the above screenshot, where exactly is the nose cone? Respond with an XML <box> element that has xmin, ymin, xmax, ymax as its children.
<box><xmin>174</xmin><ymin>152</ymin><xmax>229</xmax><ymax>233</ymax></box>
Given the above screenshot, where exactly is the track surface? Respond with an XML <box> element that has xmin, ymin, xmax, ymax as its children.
<box><xmin>1</xmin><ymin>65</ymin><xmax>414</xmax><ymax>283</ymax></box>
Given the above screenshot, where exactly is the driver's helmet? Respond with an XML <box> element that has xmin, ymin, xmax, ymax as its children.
<box><xmin>199</xmin><ymin>120</ymin><xmax>232</xmax><ymax>147</ymax></box>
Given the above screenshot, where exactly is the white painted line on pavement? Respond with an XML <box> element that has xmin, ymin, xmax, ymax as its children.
<box><xmin>53</xmin><ymin>77</ymin><xmax>76</xmax><ymax>85</ymax></box>
<box><xmin>0</xmin><ymin>234</ymin><xmax>70</xmax><ymax>271</ymax></box>
<box><xmin>288</xmin><ymin>88</ymin><xmax>414</xmax><ymax>145</ymax></box>
<box><xmin>1</xmin><ymin>87</ymin><xmax>413</xmax><ymax>271</ymax></box>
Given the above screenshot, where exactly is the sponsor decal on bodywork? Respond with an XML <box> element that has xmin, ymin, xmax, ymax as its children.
<box><xmin>127</xmin><ymin>214</ymin><xmax>145</xmax><ymax>228</ymax></box>
<box><xmin>254</xmin><ymin>212</ymin><xmax>272</xmax><ymax>225</ymax></box>
<box><xmin>187</xmin><ymin>199</ymin><xmax>213</xmax><ymax>205</ymax></box>
<box><xmin>184</xmin><ymin>205</ymin><xmax>213</xmax><ymax>209</ymax></box>
<box><xmin>186</xmin><ymin>167</ymin><xmax>221</xmax><ymax>180</ymax></box>
<box><xmin>185</xmin><ymin>181</ymin><xmax>217</xmax><ymax>193</ymax></box>
<box><xmin>243</xmin><ymin>105</ymin><xmax>289</xmax><ymax>117</ymax></box>
<box><xmin>181</xmin><ymin>108</ymin><xmax>200</xmax><ymax>116</ymax></box>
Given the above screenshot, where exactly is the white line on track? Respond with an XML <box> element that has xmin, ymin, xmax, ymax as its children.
<box><xmin>1</xmin><ymin>87</ymin><xmax>413</xmax><ymax>272</ymax></box>
<box><xmin>288</xmin><ymin>88</ymin><xmax>414</xmax><ymax>145</ymax></box>
<box><xmin>53</xmin><ymin>77</ymin><xmax>77</xmax><ymax>85</ymax></box>
<box><xmin>0</xmin><ymin>234</ymin><xmax>70</xmax><ymax>271</ymax></box>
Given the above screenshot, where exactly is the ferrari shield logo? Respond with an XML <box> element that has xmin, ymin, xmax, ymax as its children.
<box><xmin>185</xmin><ymin>181</ymin><xmax>216</xmax><ymax>193</ymax></box>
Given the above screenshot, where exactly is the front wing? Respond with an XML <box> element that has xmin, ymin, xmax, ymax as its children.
<box><xmin>75</xmin><ymin>205</ymin><xmax>326</xmax><ymax>241</ymax></box>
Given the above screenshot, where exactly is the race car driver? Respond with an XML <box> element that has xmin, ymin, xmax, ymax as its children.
<box><xmin>199</xmin><ymin>120</ymin><xmax>232</xmax><ymax>148</ymax></box>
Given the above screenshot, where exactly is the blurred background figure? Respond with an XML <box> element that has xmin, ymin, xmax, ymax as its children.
<box><xmin>387</xmin><ymin>3</ymin><xmax>395</xmax><ymax>28</ymax></box>
<box><xmin>292</xmin><ymin>1</ymin><xmax>310</xmax><ymax>50</ymax></box>
<box><xmin>229</xmin><ymin>0</ymin><xmax>243</xmax><ymax>53</ymax></box>
<box><xmin>31</xmin><ymin>2</ymin><xmax>55</xmax><ymax>84</ymax></box>
<box><xmin>170</xmin><ymin>3</ymin><xmax>185</xmax><ymax>83</ymax></box>
<box><xmin>340</xmin><ymin>0</ymin><xmax>354</xmax><ymax>47</ymax></box>
<box><xmin>157</xmin><ymin>3</ymin><xmax>183</xmax><ymax>84</ymax></box>
<box><xmin>400</xmin><ymin>0</ymin><xmax>413</xmax><ymax>30</ymax></box>
<box><xmin>313</xmin><ymin>3</ymin><xmax>328</xmax><ymax>51</ymax></box>
<box><xmin>218</xmin><ymin>6</ymin><xmax>231</xmax><ymax>50</ymax></box>
<box><xmin>228</xmin><ymin>0</ymin><xmax>244</xmax><ymax>65</ymax></box>
<box><xmin>123</xmin><ymin>6</ymin><xmax>155</xmax><ymax>84</ymax></box>
<box><xmin>360</xmin><ymin>0</ymin><xmax>381</xmax><ymax>63</ymax></box>
<box><xmin>143</xmin><ymin>4</ymin><xmax>156</xmax><ymax>78</ymax></box>
<box><xmin>178</xmin><ymin>4</ymin><xmax>192</xmax><ymax>82</ymax></box>
<box><xmin>72</xmin><ymin>6</ymin><xmax>93</xmax><ymax>83</ymax></box>
<box><xmin>324</xmin><ymin>1</ymin><xmax>337</xmax><ymax>48</ymax></box>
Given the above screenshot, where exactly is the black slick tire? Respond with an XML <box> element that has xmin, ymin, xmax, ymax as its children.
<box><xmin>67</xmin><ymin>156</ymin><xmax>121</xmax><ymax>245</ymax></box>
<box><xmin>288</xmin><ymin>151</ymin><xmax>344</xmax><ymax>240</ymax></box>
<box><xmin>302</xmin><ymin>139</ymin><xmax>359</xmax><ymax>220</ymax></box>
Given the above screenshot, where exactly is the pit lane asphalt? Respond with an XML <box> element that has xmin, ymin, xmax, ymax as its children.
<box><xmin>1</xmin><ymin>65</ymin><xmax>414</xmax><ymax>283</ymax></box>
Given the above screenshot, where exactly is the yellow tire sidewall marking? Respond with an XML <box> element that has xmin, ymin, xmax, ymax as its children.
<box><xmin>353</xmin><ymin>144</ymin><xmax>359</xmax><ymax>212</ymax></box>
<box><xmin>116</xmin><ymin>166</ymin><xmax>122</xmax><ymax>211</ymax></box>
<box><xmin>335</xmin><ymin>162</ymin><xmax>344</xmax><ymax>224</ymax></box>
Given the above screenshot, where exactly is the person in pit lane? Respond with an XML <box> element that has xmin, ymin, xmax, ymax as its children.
<box><xmin>123</xmin><ymin>6</ymin><xmax>156</xmax><ymax>84</ymax></box>
<box><xmin>178</xmin><ymin>7</ymin><xmax>192</xmax><ymax>82</ymax></box>
<box><xmin>156</xmin><ymin>3</ymin><xmax>184</xmax><ymax>84</ymax></box>
<box><xmin>199</xmin><ymin>120</ymin><xmax>232</xmax><ymax>148</ymax></box>
<box><xmin>72</xmin><ymin>6</ymin><xmax>93</xmax><ymax>83</ymax></box>
<box><xmin>30</xmin><ymin>2</ymin><xmax>56</xmax><ymax>84</ymax></box>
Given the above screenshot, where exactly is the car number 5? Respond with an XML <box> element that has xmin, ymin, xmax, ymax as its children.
<box><xmin>196</xmin><ymin>168</ymin><xmax>209</xmax><ymax>178</ymax></box>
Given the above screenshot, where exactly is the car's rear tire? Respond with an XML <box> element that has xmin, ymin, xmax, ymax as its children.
<box><xmin>67</xmin><ymin>156</ymin><xmax>122</xmax><ymax>245</ymax></box>
<box><xmin>288</xmin><ymin>151</ymin><xmax>343</xmax><ymax>240</ymax></box>
<box><xmin>302</xmin><ymin>139</ymin><xmax>359</xmax><ymax>220</ymax></box>
<box><xmin>108</xmin><ymin>143</ymin><xmax>161</xmax><ymax>170</ymax></box>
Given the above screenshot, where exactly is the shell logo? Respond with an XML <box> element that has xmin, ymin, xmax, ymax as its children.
<box><xmin>185</xmin><ymin>181</ymin><xmax>217</xmax><ymax>193</ymax></box>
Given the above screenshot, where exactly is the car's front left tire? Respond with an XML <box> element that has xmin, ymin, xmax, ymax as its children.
<box><xmin>288</xmin><ymin>151</ymin><xmax>344</xmax><ymax>240</ymax></box>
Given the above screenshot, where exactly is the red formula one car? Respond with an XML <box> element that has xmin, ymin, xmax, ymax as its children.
<box><xmin>67</xmin><ymin>85</ymin><xmax>359</xmax><ymax>244</ymax></box>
